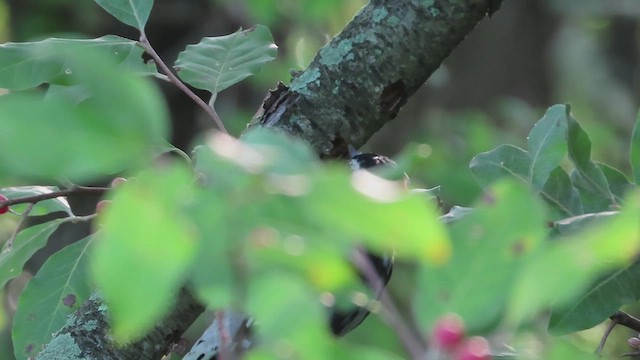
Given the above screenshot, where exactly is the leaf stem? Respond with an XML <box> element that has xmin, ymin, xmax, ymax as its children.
<box><xmin>138</xmin><ymin>32</ymin><xmax>228</xmax><ymax>134</ymax></box>
<box><xmin>352</xmin><ymin>248</ymin><xmax>427</xmax><ymax>359</ymax></box>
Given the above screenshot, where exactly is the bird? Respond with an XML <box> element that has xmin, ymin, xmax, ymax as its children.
<box><xmin>328</xmin><ymin>150</ymin><xmax>397</xmax><ymax>336</ymax></box>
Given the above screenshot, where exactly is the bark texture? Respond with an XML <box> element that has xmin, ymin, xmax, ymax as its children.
<box><xmin>249</xmin><ymin>0</ymin><xmax>502</xmax><ymax>158</ymax></box>
<box><xmin>36</xmin><ymin>290</ymin><xmax>204</xmax><ymax>360</ymax></box>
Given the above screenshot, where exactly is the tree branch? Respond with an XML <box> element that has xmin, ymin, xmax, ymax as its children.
<box><xmin>249</xmin><ymin>0</ymin><xmax>502</xmax><ymax>158</ymax></box>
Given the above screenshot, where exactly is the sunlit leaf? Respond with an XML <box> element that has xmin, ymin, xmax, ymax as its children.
<box><xmin>94</xmin><ymin>0</ymin><xmax>153</xmax><ymax>30</ymax></box>
<box><xmin>12</xmin><ymin>236</ymin><xmax>93</xmax><ymax>360</ymax></box>
<box><xmin>91</xmin><ymin>165</ymin><xmax>197</xmax><ymax>341</ymax></box>
<box><xmin>175</xmin><ymin>25</ymin><xmax>277</xmax><ymax>97</ymax></box>
<box><xmin>527</xmin><ymin>104</ymin><xmax>568</xmax><ymax>191</ymax></box>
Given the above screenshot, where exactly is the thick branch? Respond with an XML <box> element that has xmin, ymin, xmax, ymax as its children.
<box><xmin>249</xmin><ymin>0</ymin><xmax>502</xmax><ymax>157</ymax></box>
<box><xmin>36</xmin><ymin>289</ymin><xmax>204</xmax><ymax>360</ymax></box>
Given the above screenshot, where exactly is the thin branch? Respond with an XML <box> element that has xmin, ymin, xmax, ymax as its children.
<box><xmin>4</xmin><ymin>203</ymin><xmax>35</xmax><ymax>249</ymax></box>
<box><xmin>596</xmin><ymin>316</ymin><xmax>620</xmax><ymax>355</ymax></box>
<box><xmin>0</xmin><ymin>186</ymin><xmax>108</xmax><ymax>208</ymax></box>
<box><xmin>611</xmin><ymin>311</ymin><xmax>640</xmax><ymax>333</ymax></box>
<box><xmin>137</xmin><ymin>31</ymin><xmax>228</xmax><ymax>134</ymax></box>
<box><xmin>352</xmin><ymin>248</ymin><xmax>427</xmax><ymax>359</ymax></box>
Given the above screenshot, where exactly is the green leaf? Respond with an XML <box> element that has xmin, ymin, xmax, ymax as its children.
<box><xmin>241</xmin><ymin>127</ymin><xmax>318</xmax><ymax>174</ymax></box>
<box><xmin>0</xmin><ymin>221</ymin><xmax>62</xmax><ymax>289</ymax></box>
<box><xmin>631</xmin><ymin>109</ymin><xmax>640</xmax><ymax>183</ymax></box>
<box><xmin>469</xmin><ymin>144</ymin><xmax>530</xmax><ymax>188</ymax></box>
<box><xmin>541</xmin><ymin>167</ymin><xmax>583</xmax><ymax>218</ymax></box>
<box><xmin>175</xmin><ymin>25</ymin><xmax>277</xmax><ymax>97</ymax></box>
<box><xmin>527</xmin><ymin>104</ymin><xmax>569</xmax><ymax>191</ymax></box>
<box><xmin>508</xmin><ymin>190</ymin><xmax>640</xmax><ymax>325</ymax></box>
<box><xmin>93</xmin><ymin>0</ymin><xmax>153</xmax><ymax>30</ymax></box>
<box><xmin>0</xmin><ymin>36</ymin><xmax>156</xmax><ymax>90</ymax></box>
<box><xmin>415</xmin><ymin>180</ymin><xmax>547</xmax><ymax>332</ymax></box>
<box><xmin>599</xmin><ymin>162</ymin><xmax>634</xmax><ymax>204</ymax></box>
<box><xmin>549</xmin><ymin>262</ymin><xmax>640</xmax><ymax>334</ymax></box>
<box><xmin>306</xmin><ymin>169</ymin><xmax>451</xmax><ymax>264</ymax></box>
<box><xmin>567</xmin><ymin>110</ymin><xmax>616</xmax><ymax>211</ymax></box>
<box><xmin>12</xmin><ymin>236</ymin><xmax>93</xmax><ymax>360</ymax></box>
<box><xmin>0</xmin><ymin>47</ymin><xmax>168</xmax><ymax>182</ymax></box>
<box><xmin>552</xmin><ymin>211</ymin><xmax>618</xmax><ymax>235</ymax></box>
<box><xmin>91</xmin><ymin>165</ymin><xmax>197</xmax><ymax>341</ymax></box>
<box><xmin>1</xmin><ymin>186</ymin><xmax>73</xmax><ymax>216</ymax></box>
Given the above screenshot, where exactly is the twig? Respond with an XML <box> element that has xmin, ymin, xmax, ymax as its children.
<box><xmin>0</xmin><ymin>186</ymin><xmax>108</xmax><ymax>208</ymax></box>
<box><xmin>352</xmin><ymin>248</ymin><xmax>427</xmax><ymax>359</ymax></box>
<box><xmin>611</xmin><ymin>311</ymin><xmax>640</xmax><ymax>333</ymax></box>
<box><xmin>596</xmin><ymin>315</ymin><xmax>620</xmax><ymax>355</ymax></box>
<box><xmin>137</xmin><ymin>31</ymin><xmax>228</xmax><ymax>134</ymax></box>
<box><xmin>4</xmin><ymin>203</ymin><xmax>35</xmax><ymax>249</ymax></box>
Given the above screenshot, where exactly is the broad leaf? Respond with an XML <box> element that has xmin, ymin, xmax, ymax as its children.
<box><xmin>0</xmin><ymin>221</ymin><xmax>62</xmax><ymax>289</ymax></box>
<box><xmin>0</xmin><ymin>36</ymin><xmax>156</xmax><ymax>90</ymax></box>
<box><xmin>12</xmin><ymin>236</ymin><xmax>93</xmax><ymax>360</ymax></box>
<box><xmin>0</xmin><ymin>47</ymin><xmax>168</xmax><ymax>182</ymax></box>
<box><xmin>631</xmin><ymin>109</ymin><xmax>640</xmax><ymax>183</ymax></box>
<box><xmin>567</xmin><ymin>111</ymin><xmax>616</xmax><ymax>211</ymax></box>
<box><xmin>541</xmin><ymin>167</ymin><xmax>583</xmax><ymax>218</ymax></box>
<box><xmin>469</xmin><ymin>144</ymin><xmax>530</xmax><ymax>188</ymax></box>
<box><xmin>599</xmin><ymin>162</ymin><xmax>634</xmax><ymax>204</ymax></box>
<box><xmin>94</xmin><ymin>0</ymin><xmax>153</xmax><ymax>30</ymax></box>
<box><xmin>508</xmin><ymin>190</ymin><xmax>640</xmax><ymax>325</ymax></box>
<box><xmin>415</xmin><ymin>180</ymin><xmax>547</xmax><ymax>331</ymax></box>
<box><xmin>175</xmin><ymin>25</ymin><xmax>277</xmax><ymax>97</ymax></box>
<box><xmin>91</xmin><ymin>165</ymin><xmax>197</xmax><ymax>341</ymax></box>
<box><xmin>527</xmin><ymin>104</ymin><xmax>568</xmax><ymax>191</ymax></box>
<box><xmin>0</xmin><ymin>186</ymin><xmax>73</xmax><ymax>216</ymax></box>
<box><xmin>549</xmin><ymin>262</ymin><xmax>640</xmax><ymax>334</ymax></box>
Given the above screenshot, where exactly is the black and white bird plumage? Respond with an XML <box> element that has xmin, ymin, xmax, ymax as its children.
<box><xmin>329</xmin><ymin>151</ymin><xmax>396</xmax><ymax>337</ymax></box>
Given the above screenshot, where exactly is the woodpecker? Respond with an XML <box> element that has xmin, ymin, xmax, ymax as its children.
<box><xmin>329</xmin><ymin>151</ymin><xmax>397</xmax><ymax>336</ymax></box>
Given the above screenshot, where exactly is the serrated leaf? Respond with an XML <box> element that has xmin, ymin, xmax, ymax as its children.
<box><xmin>548</xmin><ymin>262</ymin><xmax>640</xmax><ymax>334</ymax></box>
<box><xmin>631</xmin><ymin>109</ymin><xmax>640</xmax><ymax>183</ymax></box>
<box><xmin>469</xmin><ymin>144</ymin><xmax>530</xmax><ymax>188</ymax></box>
<box><xmin>0</xmin><ymin>35</ymin><xmax>156</xmax><ymax>90</ymax></box>
<box><xmin>527</xmin><ymin>104</ymin><xmax>569</xmax><ymax>191</ymax></box>
<box><xmin>12</xmin><ymin>236</ymin><xmax>93</xmax><ymax>360</ymax></box>
<box><xmin>91</xmin><ymin>165</ymin><xmax>196</xmax><ymax>341</ymax></box>
<box><xmin>175</xmin><ymin>25</ymin><xmax>277</xmax><ymax>96</ymax></box>
<box><xmin>541</xmin><ymin>167</ymin><xmax>583</xmax><ymax>218</ymax></box>
<box><xmin>0</xmin><ymin>220</ymin><xmax>62</xmax><ymax>289</ymax></box>
<box><xmin>94</xmin><ymin>0</ymin><xmax>153</xmax><ymax>30</ymax></box>
<box><xmin>567</xmin><ymin>111</ymin><xmax>616</xmax><ymax>211</ymax></box>
<box><xmin>0</xmin><ymin>186</ymin><xmax>73</xmax><ymax>216</ymax></box>
<box><xmin>416</xmin><ymin>180</ymin><xmax>547</xmax><ymax>332</ymax></box>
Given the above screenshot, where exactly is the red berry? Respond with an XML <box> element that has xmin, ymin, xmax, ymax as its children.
<box><xmin>432</xmin><ymin>314</ymin><xmax>465</xmax><ymax>351</ymax></box>
<box><xmin>95</xmin><ymin>200</ymin><xmax>111</xmax><ymax>214</ymax></box>
<box><xmin>0</xmin><ymin>194</ymin><xmax>9</xmax><ymax>214</ymax></box>
<box><xmin>111</xmin><ymin>177</ymin><xmax>127</xmax><ymax>188</ymax></box>
<box><xmin>455</xmin><ymin>337</ymin><xmax>492</xmax><ymax>360</ymax></box>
